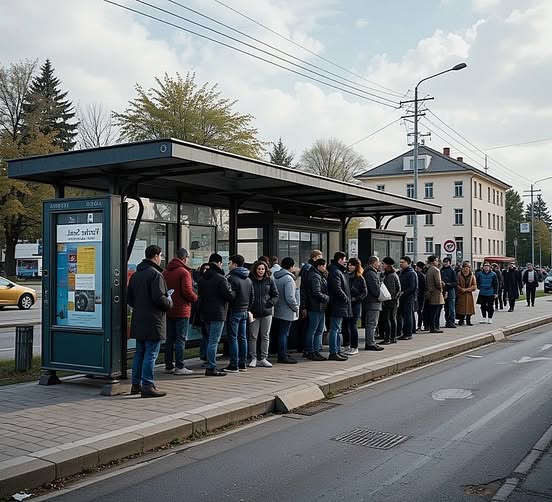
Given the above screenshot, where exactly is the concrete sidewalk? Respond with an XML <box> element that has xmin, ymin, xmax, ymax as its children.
<box><xmin>1</xmin><ymin>297</ymin><xmax>552</xmax><ymax>498</ymax></box>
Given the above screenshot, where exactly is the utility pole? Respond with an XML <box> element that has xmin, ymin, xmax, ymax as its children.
<box><xmin>523</xmin><ymin>185</ymin><xmax>542</xmax><ymax>265</ymax></box>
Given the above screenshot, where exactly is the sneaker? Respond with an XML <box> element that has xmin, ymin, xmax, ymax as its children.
<box><xmin>347</xmin><ymin>348</ymin><xmax>359</xmax><ymax>355</ymax></box>
<box><xmin>248</xmin><ymin>358</ymin><xmax>257</xmax><ymax>368</ymax></box>
<box><xmin>365</xmin><ymin>344</ymin><xmax>384</xmax><ymax>351</ymax></box>
<box><xmin>313</xmin><ymin>351</ymin><xmax>327</xmax><ymax>361</ymax></box>
<box><xmin>328</xmin><ymin>352</ymin><xmax>348</xmax><ymax>361</ymax></box>
<box><xmin>487</xmin><ymin>318</ymin><xmax>493</xmax><ymax>324</ymax></box>
<box><xmin>130</xmin><ymin>384</ymin><xmax>141</xmax><ymax>395</ymax></box>
<box><xmin>278</xmin><ymin>356</ymin><xmax>298</xmax><ymax>364</ymax></box>
<box><xmin>479</xmin><ymin>319</ymin><xmax>487</xmax><ymax>324</ymax></box>
<box><xmin>141</xmin><ymin>385</ymin><xmax>166</xmax><ymax>398</ymax></box>
<box><xmin>205</xmin><ymin>368</ymin><xmax>227</xmax><ymax>377</ymax></box>
<box><xmin>164</xmin><ymin>368</ymin><xmax>175</xmax><ymax>374</ymax></box>
<box><xmin>257</xmin><ymin>358</ymin><xmax>273</xmax><ymax>367</ymax></box>
<box><xmin>397</xmin><ymin>335</ymin><xmax>413</xmax><ymax>341</ymax></box>
<box><xmin>238</xmin><ymin>364</ymin><xmax>247</xmax><ymax>372</ymax></box>
<box><xmin>223</xmin><ymin>365</ymin><xmax>239</xmax><ymax>373</ymax></box>
<box><xmin>430</xmin><ymin>329</ymin><xmax>443</xmax><ymax>333</ymax></box>
<box><xmin>343</xmin><ymin>345</ymin><xmax>351</xmax><ymax>353</ymax></box>
<box><xmin>174</xmin><ymin>367</ymin><xmax>194</xmax><ymax>375</ymax></box>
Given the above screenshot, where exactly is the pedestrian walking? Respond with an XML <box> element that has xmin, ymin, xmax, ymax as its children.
<box><xmin>198</xmin><ymin>253</ymin><xmax>236</xmax><ymax>377</ymax></box>
<box><xmin>380</xmin><ymin>257</ymin><xmax>400</xmax><ymax>344</ymax></box>
<box><xmin>503</xmin><ymin>262</ymin><xmax>523</xmax><ymax>312</ymax></box>
<box><xmin>273</xmin><ymin>257</ymin><xmax>300</xmax><ymax>364</ymax></box>
<box><xmin>425</xmin><ymin>255</ymin><xmax>445</xmax><ymax>333</ymax></box>
<box><xmin>327</xmin><ymin>252</ymin><xmax>352</xmax><ymax>361</ymax></box>
<box><xmin>415</xmin><ymin>261</ymin><xmax>427</xmax><ymax>331</ymax></box>
<box><xmin>342</xmin><ymin>258</ymin><xmax>367</xmax><ymax>354</ymax></box>
<box><xmin>162</xmin><ymin>248</ymin><xmax>198</xmax><ymax>376</ymax></box>
<box><xmin>441</xmin><ymin>257</ymin><xmax>458</xmax><ymax>328</ymax></box>
<box><xmin>128</xmin><ymin>245</ymin><xmax>171</xmax><ymax>398</ymax></box>
<box><xmin>226</xmin><ymin>254</ymin><xmax>254</xmax><ymax>373</ymax></box>
<box><xmin>363</xmin><ymin>256</ymin><xmax>385</xmax><ymax>351</ymax></box>
<box><xmin>303</xmin><ymin>258</ymin><xmax>329</xmax><ymax>361</ymax></box>
<box><xmin>476</xmin><ymin>262</ymin><xmax>499</xmax><ymax>323</ymax></box>
<box><xmin>397</xmin><ymin>256</ymin><xmax>417</xmax><ymax>339</ymax></box>
<box><xmin>248</xmin><ymin>260</ymin><xmax>279</xmax><ymax>368</ymax></box>
<box><xmin>522</xmin><ymin>263</ymin><xmax>540</xmax><ymax>307</ymax></box>
<box><xmin>456</xmin><ymin>262</ymin><xmax>476</xmax><ymax>326</ymax></box>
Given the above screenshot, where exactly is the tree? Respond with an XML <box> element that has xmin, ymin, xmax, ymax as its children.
<box><xmin>77</xmin><ymin>103</ymin><xmax>118</xmax><ymax>149</ymax></box>
<box><xmin>525</xmin><ymin>194</ymin><xmax>552</xmax><ymax>226</ymax></box>
<box><xmin>22</xmin><ymin>59</ymin><xmax>78</xmax><ymax>150</ymax></box>
<box><xmin>269</xmin><ymin>137</ymin><xmax>294</xmax><ymax>167</ymax></box>
<box><xmin>114</xmin><ymin>72</ymin><xmax>265</xmax><ymax>158</ymax></box>
<box><xmin>299</xmin><ymin>138</ymin><xmax>368</xmax><ymax>182</ymax></box>
<box><xmin>534</xmin><ymin>218</ymin><xmax>551</xmax><ymax>267</ymax></box>
<box><xmin>505</xmin><ymin>190</ymin><xmax>527</xmax><ymax>261</ymax></box>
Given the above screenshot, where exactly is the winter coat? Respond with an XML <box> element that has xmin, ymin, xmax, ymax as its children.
<box><xmin>456</xmin><ymin>272</ymin><xmax>476</xmax><ymax>316</ymax></box>
<box><xmin>382</xmin><ymin>269</ymin><xmax>401</xmax><ymax>308</ymax></box>
<box><xmin>198</xmin><ymin>265</ymin><xmax>236</xmax><ymax>321</ymax></box>
<box><xmin>348</xmin><ymin>273</ymin><xmax>367</xmax><ymax>304</ymax></box>
<box><xmin>306</xmin><ymin>267</ymin><xmax>330</xmax><ymax>312</ymax></box>
<box><xmin>128</xmin><ymin>259</ymin><xmax>171</xmax><ymax>341</ymax></box>
<box><xmin>476</xmin><ymin>270</ymin><xmax>498</xmax><ymax>296</ymax></box>
<box><xmin>522</xmin><ymin>269</ymin><xmax>541</xmax><ymax>286</ymax></box>
<box><xmin>416</xmin><ymin>271</ymin><xmax>426</xmax><ymax>309</ymax></box>
<box><xmin>227</xmin><ymin>267</ymin><xmax>254</xmax><ymax>313</ymax></box>
<box><xmin>399</xmin><ymin>266</ymin><xmax>417</xmax><ymax>302</ymax></box>
<box><xmin>299</xmin><ymin>261</ymin><xmax>314</xmax><ymax>310</ymax></box>
<box><xmin>441</xmin><ymin>265</ymin><xmax>458</xmax><ymax>299</ymax></box>
<box><xmin>425</xmin><ymin>265</ymin><xmax>445</xmax><ymax>305</ymax></box>
<box><xmin>249</xmin><ymin>275</ymin><xmax>279</xmax><ymax>317</ymax></box>
<box><xmin>363</xmin><ymin>265</ymin><xmax>382</xmax><ymax>311</ymax></box>
<box><xmin>503</xmin><ymin>268</ymin><xmax>523</xmax><ymax>299</ymax></box>
<box><xmin>273</xmin><ymin>269</ymin><xmax>300</xmax><ymax>321</ymax></box>
<box><xmin>327</xmin><ymin>262</ymin><xmax>353</xmax><ymax>318</ymax></box>
<box><xmin>494</xmin><ymin>268</ymin><xmax>503</xmax><ymax>290</ymax></box>
<box><xmin>162</xmin><ymin>258</ymin><xmax>198</xmax><ymax>319</ymax></box>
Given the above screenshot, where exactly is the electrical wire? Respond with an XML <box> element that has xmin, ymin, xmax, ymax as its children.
<box><xmin>483</xmin><ymin>137</ymin><xmax>552</xmax><ymax>151</ymax></box>
<box><xmin>165</xmin><ymin>0</ymin><xmax>401</xmax><ymax>100</ymax></box>
<box><xmin>104</xmin><ymin>0</ymin><xmax>399</xmax><ymax>108</ymax></box>
<box><xmin>347</xmin><ymin>116</ymin><xmax>403</xmax><ymax>147</ymax></box>
<box><xmin>212</xmin><ymin>0</ymin><xmax>405</xmax><ymax>98</ymax></box>
<box><xmin>133</xmin><ymin>0</ymin><xmax>399</xmax><ymax>106</ymax></box>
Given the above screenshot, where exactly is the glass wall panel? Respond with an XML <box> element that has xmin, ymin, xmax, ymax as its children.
<box><xmin>128</xmin><ymin>199</ymin><xmax>177</xmax><ymax>222</ymax></box>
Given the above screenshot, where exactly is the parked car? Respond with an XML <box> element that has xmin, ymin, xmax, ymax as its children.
<box><xmin>0</xmin><ymin>277</ymin><xmax>37</xmax><ymax>309</ymax></box>
<box><xmin>544</xmin><ymin>271</ymin><xmax>552</xmax><ymax>294</ymax></box>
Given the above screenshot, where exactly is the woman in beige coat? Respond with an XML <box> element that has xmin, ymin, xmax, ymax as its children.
<box><xmin>456</xmin><ymin>262</ymin><xmax>476</xmax><ymax>325</ymax></box>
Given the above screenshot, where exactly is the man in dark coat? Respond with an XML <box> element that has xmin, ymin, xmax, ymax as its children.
<box><xmin>198</xmin><ymin>253</ymin><xmax>236</xmax><ymax>376</ymax></box>
<box><xmin>327</xmin><ymin>251</ymin><xmax>352</xmax><ymax>361</ymax></box>
<box><xmin>363</xmin><ymin>255</ymin><xmax>384</xmax><ymax>351</ymax></box>
<box><xmin>128</xmin><ymin>245</ymin><xmax>171</xmax><ymax>398</ymax></box>
<box><xmin>522</xmin><ymin>263</ymin><xmax>540</xmax><ymax>307</ymax></box>
<box><xmin>441</xmin><ymin>257</ymin><xmax>458</xmax><ymax>328</ymax></box>
<box><xmin>304</xmin><ymin>258</ymin><xmax>329</xmax><ymax>361</ymax></box>
<box><xmin>492</xmin><ymin>263</ymin><xmax>504</xmax><ymax>310</ymax></box>
<box><xmin>398</xmin><ymin>256</ymin><xmax>418</xmax><ymax>339</ymax></box>
<box><xmin>415</xmin><ymin>261</ymin><xmax>427</xmax><ymax>331</ymax></box>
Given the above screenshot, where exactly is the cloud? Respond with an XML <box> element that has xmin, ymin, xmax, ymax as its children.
<box><xmin>355</xmin><ymin>18</ymin><xmax>369</xmax><ymax>29</ymax></box>
<box><xmin>472</xmin><ymin>0</ymin><xmax>501</xmax><ymax>12</ymax></box>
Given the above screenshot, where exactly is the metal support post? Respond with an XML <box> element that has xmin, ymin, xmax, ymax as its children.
<box><xmin>15</xmin><ymin>325</ymin><xmax>34</xmax><ymax>373</ymax></box>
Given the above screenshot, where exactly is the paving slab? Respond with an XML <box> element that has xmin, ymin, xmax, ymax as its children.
<box><xmin>0</xmin><ymin>297</ymin><xmax>551</xmax><ymax>498</ymax></box>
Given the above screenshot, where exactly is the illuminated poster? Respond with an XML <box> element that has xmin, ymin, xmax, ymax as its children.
<box><xmin>56</xmin><ymin>212</ymin><xmax>103</xmax><ymax>328</ymax></box>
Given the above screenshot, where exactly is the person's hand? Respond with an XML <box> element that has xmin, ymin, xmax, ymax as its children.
<box><xmin>300</xmin><ymin>309</ymin><xmax>307</xmax><ymax>319</ymax></box>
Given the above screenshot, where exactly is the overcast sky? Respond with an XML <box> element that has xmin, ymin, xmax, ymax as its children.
<box><xmin>1</xmin><ymin>0</ymin><xmax>551</xmax><ymax>205</ymax></box>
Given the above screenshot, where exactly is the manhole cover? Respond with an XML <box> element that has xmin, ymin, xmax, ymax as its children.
<box><xmin>333</xmin><ymin>428</ymin><xmax>410</xmax><ymax>449</ymax></box>
<box><xmin>294</xmin><ymin>401</ymin><xmax>340</xmax><ymax>416</ymax></box>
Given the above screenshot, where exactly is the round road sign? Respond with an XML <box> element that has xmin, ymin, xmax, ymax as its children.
<box><xmin>443</xmin><ymin>239</ymin><xmax>456</xmax><ymax>254</ymax></box>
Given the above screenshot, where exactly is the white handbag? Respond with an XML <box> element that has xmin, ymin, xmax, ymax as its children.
<box><xmin>378</xmin><ymin>283</ymin><xmax>392</xmax><ymax>302</ymax></box>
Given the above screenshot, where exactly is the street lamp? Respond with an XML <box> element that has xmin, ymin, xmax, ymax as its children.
<box><xmin>529</xmin><ymin>175</ymin><xmax>552</xmax><ymax>266</ymax></box>
<box><xmin>411</xmin><ymin>62</ymin><xmax>467</xmax><ymax>261</ymax></box>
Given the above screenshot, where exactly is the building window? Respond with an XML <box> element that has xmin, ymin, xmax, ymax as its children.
<box><xmin>493</xmin><ymin>214</ymin><xmax>496</xmax><ymax>230</ymax></box>
<box><xmin>488</xmin><ymin>213</ymin><xmax>491</xmax><ymax>229</ymax></box>
<box><xmin>425</xmin><ymin>237</ymin><xmax>433</xmax><ymax>254</ymax></box>
<box><xmin>493</xmin><ymin>240</ymin><xmax>496</xmax><ymax>254</ymax></box>
<box><xmin>473</xmin><ymin>237</ymin><xmax>477</xmax><ymax>254</ymax></box>
<box><xmin>473</xmin><ymin>209</ymin><xmax>477</xmax><ymax>225</ymax></box>
<box><xmin>501</xmin><ymin>240</ymin><xmax>504</xmax><ymax>255</ymax></box>
<box><xmin>454</xmin><ymin>208</ymin><xmax>464</xmax><ymax>225</ymax></box>
<box><xmin>407</xmin><ymin>158</ymin><xmax>426</xmax><ymax>170</ymax></box>
<box><xmin>479</xmin><ymin>210</ymin><xmax>482</xmax><ymax>227</ymax></box>
<box><xmin>488</xmin><ymin>239</ymin><xmax>491</xmax><ymax>254</ymax></box>
<box><xmin>500</xmin><ymin>192</ymin><xmax>503</xmax><ymax>206</ymax></box>
<box><xmin>479</xmin><ymin>183</ymin><xmax>482</xmax><ymax>199</ymax></box>
<box><xmin>479</xmin><ymin>238</ymin><xmax>482</xmax><ymax>254</ymax></box>
<box><xmin>425</xmin><ymin>214</ymin><xmax>434</xmax><ymax>225</ymax></box>
<box><xmin>492</xmin><ymin>189</ymin><xmax>496</xmax><ymax>204</ymax></box>
<box><xmin>406</xmin><ymin>214</ymin><xmax>415</xmax><ymax>226</ymax></box>
<box><xmin>454</xmin><ymin>180</ymin><xmax>464</xmax><ymax>197</ymax></box>
<box><xmin>473</xmin><ymin>180</ymin><xmax>477</xmax><ymax>198</ymax></box>
<box><xmin>488</xmin><ymin>187</ymin><xmax>491</xmax><ymax>202</ymax></box>
<box><xmin>376</xmin><ymin>184</ymin><xmax>385</xmax><ymax>191</ymax></box>
<box><xmin>407</xmin><ymin>238</ymin><xmax>414</xmax><ymax>254</ymax></box>
<box><xmin>455</xmin><ymin>237</ymin><xmax>464</xmax><ymax>253</ymax></box>
<box><xmin>424</xmin><ymin>182</ymin><xmax>434</xmax><ymax>199</ymax></box>
<box><xmin>406</xmin><ymin>183</ymin><xmax>414</xmax><ymax>198</ymax></box>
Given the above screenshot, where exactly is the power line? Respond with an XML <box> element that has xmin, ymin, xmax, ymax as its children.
<box><xmin>483</xmin><ymin>137</ymin><xmax>552</xmax><ymax>151</ymax></box>
<box><xmin>212</xmin><ymin>0</ymin><xmax>405</xmax><ymax>98</ymax></box>
<box><xmin>347</xmin><ymin>116</ymin><xmax>403</xmax><ymax>147</ymax></box>
<box><xmin>134</xmin><ymin>0</ymin><xmax>399</xmax><ymax>106</ymax></box>
<box><xmin>104</xmin><ymin>0</ymin><xmax>399</xmax><ymax>108</ymax></box>
<box><xmin>165</xmin><ymin>0</ymin><xmax>401</xmax><ymax>100</ymax></box>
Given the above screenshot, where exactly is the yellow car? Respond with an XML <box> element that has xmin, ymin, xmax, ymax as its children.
<box><xmin>0</xmin><ymin>277</ymin><xmax>37</xmax><ymax>310</ymax></box>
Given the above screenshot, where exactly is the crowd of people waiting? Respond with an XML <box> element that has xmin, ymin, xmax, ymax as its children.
<box><xmin>127</xmin><ymin>244</ymin><xmax>543</xmax><ymax>398</ymax></box>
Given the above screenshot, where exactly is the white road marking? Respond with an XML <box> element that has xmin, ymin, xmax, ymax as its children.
<box><xmin>466</xmin><ymin>355</ymin><xmax>484</xmax><ymax>359</ymax></box>
<box><xmin>432</xmin><ymin>389</ymin><xmax>473</xmax><ymax>401</ymax></box>
<box><xmin>512</xmin><ymin>356</ymin><xmax>552</xmax><ymax>363</ymax></box>
<box><xmin>539</xmin><ymin>344</ymin><xmax>552</xmax><ymax>352</ymax></box>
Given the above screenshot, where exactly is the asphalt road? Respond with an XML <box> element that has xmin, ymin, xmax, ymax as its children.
<box><xmin>42</xmin><ymin>326</ymin><xmax>552</xmax><ymax>502</ymax></box>
<box><xmin>0</xmin><ymin>326</ymin><xmax>42</xmax><ymax>359</ymax></box>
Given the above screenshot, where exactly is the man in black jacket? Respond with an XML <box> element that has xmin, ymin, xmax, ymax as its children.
<box><xmin>397</xmin><ymin>256</ymin><xmax>417</xmax><ymax>340</ymax></box>
<box><xmin>198</xmin><ymin>253</ymin><xmax>236</xmax><ymax>376</ymax></box>
<box><xmin>128</xmin><ymin>245</ymin><xmax>171</xmax><ymax>398</ymax></box>
<box><xmin>327</xmin><ymin>252</ymin><xmax>352</xmax><ymax>361</ymax></box>
<box><xmin>226</xmin><ymin>254</ymin><xmax>254</xmax><ymax>372</ymax></box>
<box><xmin>304</xmin><ymin>258</ymin><xmax>329</xmax><ymax>361</ymax></box>
<box><xmin>503</xmin><ymin>262</ymin><xmax>523</xmax><ymax>312</ymax></box>
<box><xmin>441</xmin><ymin>257</ymin><xmax>458</xmax><ymax>328</ymax></box>
<box><xmin>415</xmin><ymin>261</ymin><xmax>427</xmax><ymax>331</ymax></box>
<box><xmin>522</xmin><ymin>263</ymin><xmax>540</xmax><ymax>307</ymax></box>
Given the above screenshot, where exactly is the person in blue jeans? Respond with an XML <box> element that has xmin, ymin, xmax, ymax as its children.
<box><xmin>226</xmin><ymin>254</ymin><xmax>254</xmax><ymax>372</ymax></box>
<box><xmin>198</xmin><ymin>253</ymin><xmax>236</xmax><ymax>376</ymax></box>
<box><xmin>303</xmin><ymin>258</ymin><xmax>329</xmax><ymax>361</ymax></box>
<box><xmin>440</xmin><ymin>257</ymin><xmax>458</xmax><ymax>328</ymax></box>
<box><xmin>273</xmin><ymin>257</ymin><xmax>300</xmax><ymax>364</ymax></box>
<box><xmin>327</xmin><ymin>252</ymin><xmax>352</xmax><ymax>361</ymax></box>
<box><xmin>128</xmin><ymin>245</ymin><xmax>172</xmax><ymax>398</ymax></box>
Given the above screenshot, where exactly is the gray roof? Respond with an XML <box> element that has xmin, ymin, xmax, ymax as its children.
<box><xmin>357</xmin><ymin>146</ymin><xmax>511</xmax><ymax>189</ymax></box>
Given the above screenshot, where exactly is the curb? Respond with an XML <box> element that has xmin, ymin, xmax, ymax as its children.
<box><xmin>1</xmin><ymin>314</ymin><xmax>552</xmax><ymax>498</ymax></box>
<box><xmin>0</xmin><ymin>321</ymin><xmax>41</xmax><ymax>329</ymax></box>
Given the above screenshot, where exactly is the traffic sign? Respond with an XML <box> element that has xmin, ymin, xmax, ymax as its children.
<box><xmin>443</xmin><ymin>239</ymin><xmax>456</xmax><ymax>254</ymax></box>
<box><xmin>520</xmin><ymin>222</ymin><xmax>530</xmax><ymax>233</ymax></box>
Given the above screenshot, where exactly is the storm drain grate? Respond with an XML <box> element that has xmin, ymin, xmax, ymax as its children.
<box><xmin>333</xmin><ymin>428</ymin><xmax>410</xmax><ymax>449</ymax></box>
<box><xmin>294</xmin><ymin>401</ymin><xmax>341</xmax><ymax>416</ymax></box>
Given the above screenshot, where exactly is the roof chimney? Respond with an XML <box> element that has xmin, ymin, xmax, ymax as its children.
<box><xmin>443</xmin><ymin>147</ymin><xmax>450</xmax><ymax>156</ymax></box>
<box><xmin>457</xmin><ymin>156</ymin><xmax>463</xmax><ymax>162</ymax></box>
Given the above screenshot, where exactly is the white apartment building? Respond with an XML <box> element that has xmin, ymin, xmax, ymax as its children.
<box><xmin>357</xmin><ymin>146</ymin><xmax>511</xmax><ymax>268</ymax></box>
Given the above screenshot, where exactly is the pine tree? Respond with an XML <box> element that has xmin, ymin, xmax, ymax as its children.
<box><xmin>269</xmin><ymin>137</ymin><xmax>294</xmax><ymax>167</ymax></box>
<box><xmin>22</xmin><ymin>59</ymin><xmax>78</xmax><ymax>150</ymax></box>
<box><xmin>505</xmin><ymin>190</ymin><xmax>527</xmax><ymax>260</ymax></box>
<box><xmin>525</xmin><ymin>194</ymin><xmax>552</xmax><ymax>226</ymax></box>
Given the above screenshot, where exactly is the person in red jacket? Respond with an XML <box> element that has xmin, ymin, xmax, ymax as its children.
<box><xmin>162</xmin><ymin>248</ymin><xmax>198</xmax><ymax>375</ymax></box>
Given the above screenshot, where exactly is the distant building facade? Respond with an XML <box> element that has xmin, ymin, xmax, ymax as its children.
<box><xmin>357</xmin><ymin>146</ymin><xmax>511</xmax><ymax>269</ymax></box>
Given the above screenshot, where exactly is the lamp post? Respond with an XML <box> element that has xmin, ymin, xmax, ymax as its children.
<box><xmin>411</xmin><ymin>62</ymin><xmax>467</xmax><ymax>261</ymax></box>
<box><xmin>530</xmin><ymin>176</ymin><xmax>552</xmax><ymax>266</ymax></box>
